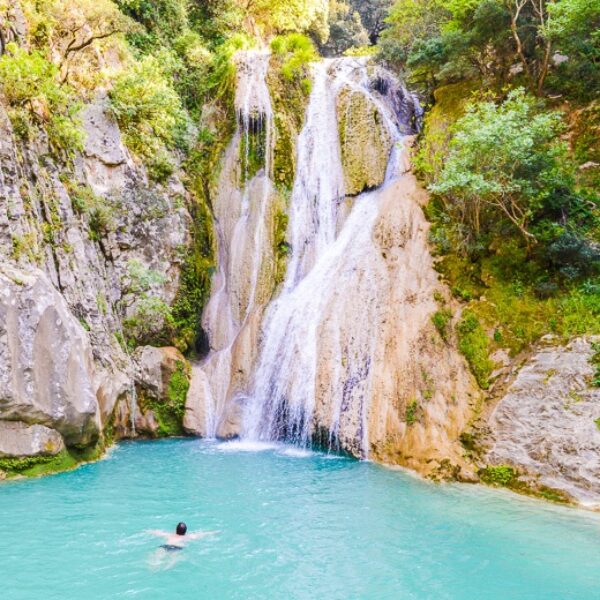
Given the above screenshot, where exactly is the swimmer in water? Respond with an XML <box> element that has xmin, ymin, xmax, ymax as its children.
<box><xmin>147</xmin><ymin>522</ymin><xmax>219</xmax><ymax>551</ymax></box>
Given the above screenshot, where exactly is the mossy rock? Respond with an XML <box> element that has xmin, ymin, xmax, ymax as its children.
<box><xmin>414</xmin><ymin>80</ymin><xmax>481</xmax><ymax>183</ymax></box>
<box><xmin>266</xmin><ymin>55</ymin><xmax>311</xmax><ymax>190</ymax></box>
<box><xmin>0</xmin><ymin>443</ymin><xmax>106</xmax><ymax>478</ymax></box>
<box><xmin>138</xmin><ymin>357</ymin><xmax>191</xmax><ymax>437</ymax></box>
<box><xmin>337</xmin><ymin>87</ymin><xmax>392</xmax><ymax>196</ymax></box>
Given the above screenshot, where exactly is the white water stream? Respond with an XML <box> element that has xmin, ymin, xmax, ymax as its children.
<box><xmin>195</xmin><ymin>51</ymin><xmax>275</xmax><ymax>437</ymax></box>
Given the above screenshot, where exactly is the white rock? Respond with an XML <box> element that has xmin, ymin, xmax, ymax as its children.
<box><xmin>0</xmin><ymin>420</ymin><xmax>65</xmax><ymax>457</ymax></box>
<box><xmin>0</xmin><ymin>266</ymin><xmax>101</xmax><ymax>445</ymax></box>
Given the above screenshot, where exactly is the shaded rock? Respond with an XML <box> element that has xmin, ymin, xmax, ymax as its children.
<box><xmin>0</xmin><ymin>420</ymin><xmax>65</xmax><ymax>457</ymax></box>
<box><xmin>0</xmin><ymin>266</ymin><xmax>100</xmax><ymax>446</ymax></box>
<box><xmin>131</xmin><ymin>346</ymin><xmax>190</xmax><ymax>437</ymax></box>
<box><xmin>487</xmin><ymin>337</ymin><xmax>600</xmax><ymax>507</ymax></box>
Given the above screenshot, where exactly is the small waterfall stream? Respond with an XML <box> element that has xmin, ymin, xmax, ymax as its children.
<box><xmin>196</xmin><ymin>51</ymin><xmax>276</xmax><ymax>438</ymax></box>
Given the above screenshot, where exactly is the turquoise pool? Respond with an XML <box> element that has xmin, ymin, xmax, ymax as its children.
<box><xmin>1</xmin><ymin>438</ymin><xmax>599</xmax><ymax>599</ymax></box>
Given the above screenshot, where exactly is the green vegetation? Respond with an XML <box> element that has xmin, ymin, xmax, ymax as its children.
<box><xmin>457</xmin><ymin>310</ymin><xmax>493</xmax><ymax>388</ymax></box>
<box><xmin>0</xmin><ymin>43</ymin><xmax>83</xmax><ymax>155</ymax></box>
<box><xmin>479</xmin><ymin>464</ymin><xmax>570</xmax><ymax>503</ymax></box>
<box><xmin>0</xmin><ymin>443</ymin><xmax>105</xmax><ymax>478</ymax></box>
<box><xmin>591</xmin><ymin>343</ymin><xmax>600</xmax><ymax>387</ymax></box>
<box><xmin>273</xmin><ymin>209</ymin><xmax>290</xmax><ymax>286</ymax></box>
<box><xmin>120</xmin><ymin>260</ymin><xmax>174</xmax><ymax>347</ymax></box>
<box><xmin>432</xmin><ymin>308</ymin><xmax>452</xmax><ymax>342</ymax></box>
<box><xmin>479</xmin><ymin>464</ymin><xmax>517</xmax><ymax>486</ymax></box>
<box><xmin>271</xmin><ymin>33</ymin><xmax>317</xmax><ymax>84</ymax></box>
<box><xmin>169</xmin><ymin>200</ymin><xmax>214</xmax><ymax>355</ymax></box>
<box><xmin>108</xmin><ymin>55</ymin><xmax>188</xmax><ymax>181</ymax></box>
<box><xmin>267</xmin><ymin>36</ymin><xmax>314</xmax><ymax>189</ymax></box>
<box><xmin>378</xmin><ymin>0</ymin><xmax>599</xmax><ymax>386</ymax></box>
<box><xmin>405</xmin><ymin>399</ymin><xmax>419</xmax><ymax>425</ymax></box>
<box><xmin>139</xmin><ymin>360</ymin><xmax>190</xmax><ymax>437</ymax></box>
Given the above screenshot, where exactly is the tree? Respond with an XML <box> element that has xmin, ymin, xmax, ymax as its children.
<box><xmin>349</xmin><ymin>0</ymin><xmax>393</xmax><ymax>44</ymax></box>
<box><xmin>546</xmin><ymin>0</ymin><xmax>600</xmax><ymax>98</ymax></box>
<box><xmin>504</xmin><ymin>0</ymin><xmax>554</xmax><ymax>95</ymax></box>
<box><xmin>430</xmin><ymin>89</ymin><xmax>571</xmax><ymax>248</ymax></box>
<box><xmin>22</xmin><ymin>0</ymin><xmax>135</xmax><ymax>82</ymax></box>
<box><xmin>319</xmin><ymin>0</ymin><xmax>369</xmax><ymax>56</ymax></box>
<box><xmin>236</xmin><ymin>0</ymin><xmax>329</xmax><ymax>41</ymax></box>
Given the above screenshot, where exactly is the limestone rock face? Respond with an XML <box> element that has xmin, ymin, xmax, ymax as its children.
<box><xmin>0</xmin><ymin>421</ymin><xmax>65</xmax><ymax>457</ymax></box>
<box><xmin>307</xmin><ymin>173</ymin><xmax>477</xmax><ymax>475</ymax></box>
<box><xmin>80</xmin><ymin>99</ymin><xmax>132</xmax><ymax>195</ymax></box>
<box><xmin>0</xmin><ymin>267</ymin><xmax>100</xmax><ymax>445</ymax></box>
<box><xmin>487</xmin><ymin>337</ymin><xmax>600</xmax><ymax>507</ymax></box>
<box><xmin>337</xmin><ymin>87</ymin><xmax>393</xmax><ymax>196</ymax></box>
<box><xmin>0</xmin><ymin>88</ymin><xmax>194</xmax><ymax>455</ymax></box>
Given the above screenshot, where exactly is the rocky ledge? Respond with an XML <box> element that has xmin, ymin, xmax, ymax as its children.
<box><xmin>483</xmin><ymin>336</ymin><xmax>600</xmax><ymax>508</ymax></box>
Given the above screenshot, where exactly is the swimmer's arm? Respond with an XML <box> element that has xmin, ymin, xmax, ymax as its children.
<box><xmin>188</xmin><ymin>530</ymin><xmax>220</xmax><ymax>540</ymax></box>
<box><xmin>146</xmin><ymin>529</ymin><xmax>170</xmax><ymax>539</ymax></box>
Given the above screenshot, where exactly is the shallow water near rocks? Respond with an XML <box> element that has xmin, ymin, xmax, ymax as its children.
<box><xmin>1</xmin><ymin>439</ymin><xmax>600</xmax><ymax>599</ymax></box>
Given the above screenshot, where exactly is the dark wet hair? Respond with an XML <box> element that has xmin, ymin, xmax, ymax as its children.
<box><xmin>176</xmin><ymin>522</ymin><xmax>187</xmax><ymax>536</ymax></box>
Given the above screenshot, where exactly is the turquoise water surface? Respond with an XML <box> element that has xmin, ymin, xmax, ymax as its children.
<box><xmin>1</xmin><ymin>438</ymin><xmax>600</xmax><ymax>599</ymax></box>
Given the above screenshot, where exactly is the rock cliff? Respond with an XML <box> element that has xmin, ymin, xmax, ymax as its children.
<box><xmin>0</xmin><ymin>76</ymin><xmax>196</xmax><ymax>472</ymax></box>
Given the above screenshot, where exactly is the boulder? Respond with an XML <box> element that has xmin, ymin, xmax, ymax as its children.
<box><xmin>0</xmin><ymin>266</ymin><xmax>101</xmax><ymax>446</ymax></box>
<box><xmin>487</xmin><ymin>337</ymin><xmax>600</xmax><ymax>507</ymax></box>
<box><xmin>0</xmin><ymin>420</ymin><xmax>64</xmax><ymax>457</ymax></box>
<box><xmin>131</xmin><ymin>346</ymin><xmax>190</xmax><ymax>437</ymax></box>
<box><xmin>337</xmin><ymin>87</ymin><xmax>393</xmax><ymax>196</ymax></box>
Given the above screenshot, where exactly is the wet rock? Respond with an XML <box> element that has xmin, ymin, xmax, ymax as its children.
<box><xmin>0</xmin><ymin>421</ymin><xmax>65</xmax><ymax>457</ymax></box>
<box><xmin>487</xmin><ymin>337</ymin><xmax>600</xmax><ymax>507</ymax></box>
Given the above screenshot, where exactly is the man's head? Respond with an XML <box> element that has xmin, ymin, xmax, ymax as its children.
<box><xmin>176</xmin><ymin>522</ymin><xmax>187</xmax><ymax>536</ymax></box>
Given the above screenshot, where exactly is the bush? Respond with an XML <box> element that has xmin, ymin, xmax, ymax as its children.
<box><xmin>0</xmin><ymin>43</ymin><xmax>84</xmax><ymax>155</ymax></box>
<box><xmin>430</xmin><ymin>89</ymin><xmax>570</xmax><ymax>247</ymax></box>
<box><xmin>432</xmin><ymin>308</ymin><xmax>452</xmax><ymax>342</ymax></box>
<box><xmin>457</xmin><ymin>310</ymin><xmax>493</xmax><ymax>388</ymax></box>
<box><xmin>108</xmin><ymin>54</ymin><xmax>187</xmax><ymax>175</ymax></box>
<box><xmin>271</xmin><ymin>33</ymin><xmax>317</xmax><ymax>82</ymax></box>
<box><xmin>479</xmin><ymin>465</ymin><xmax>517</xmax><ymax>486</ymax></box>
<box><xmin>405</xmin><ymin>399</ymin><xmax>419</xmax><ymax>425</ymax></box>
<box><xmin>545</xmin><ymin>233</ymin><xmax>600</xmax><ymax>281</ymax></box>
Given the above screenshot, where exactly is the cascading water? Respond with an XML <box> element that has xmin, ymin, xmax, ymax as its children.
<box><xmin>187</xmin><ymin>52</ymin><xmax>473</xmax><ymax>469</ymax></box>
<box><xmin>241</xmin><ymin>57</ymin><xmax>418</xmax><ymax>456</ymax></box>
<box><xmin>187</xmin><ymin>50</ymin><xmax>276</xmax><ymax>438</ymax></box>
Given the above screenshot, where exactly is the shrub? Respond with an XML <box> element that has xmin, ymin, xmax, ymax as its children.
<box><xmin>432</xmin><ymin>308</ymin><xmax>452</xmax><ymax>342</ymax></box>
<box><xmin>430</xmin><ymin>89</ymin><xmax>570</xmax><ymax>247</ymax></box>
<box><xmin>271</xmin><ymin>33</ymin><xmax>317</xmax><ymax>82</ymax></box>
<box><xmin>108</xmin><ymin>54</ymin><xmax>187</xmax><ymax>175</ymax></box>
<box><xmin>457</xmin><ymin>310</ymin><xmax>493</xmax><ymax>388</ymax></box>
<box><xmin>0</xmin><ymin>43</ymin><xmax>84</xmax><ymax>154</ymax></box>
<box><xmin>479</xmin><ymin>465</ymin><xmax>517</xmax><ymax>486</ymax></box>
<box><xmin>405</xmin><ymin>399</ymin><xmax>419</xmax><ymax>425</ymax></box>
<box><xmin>545</xmin><ymin>233</ymin><xmax>600</xmax><ymax>281</ymax></box>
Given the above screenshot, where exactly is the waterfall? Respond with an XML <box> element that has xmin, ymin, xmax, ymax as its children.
<box><xmin>183</xmin><ymin>51</ymin><xmax>444</xmax><ymax>460</ymax></box>
<box><xmin>192</xmin><ymin>50</ymin><xmax>276</xmax><ymax>438</ymax></box>
<box><xmin>241</xmin><ymin>57</ymin><xmax>414</xmax><ymax>456</ymax></box>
